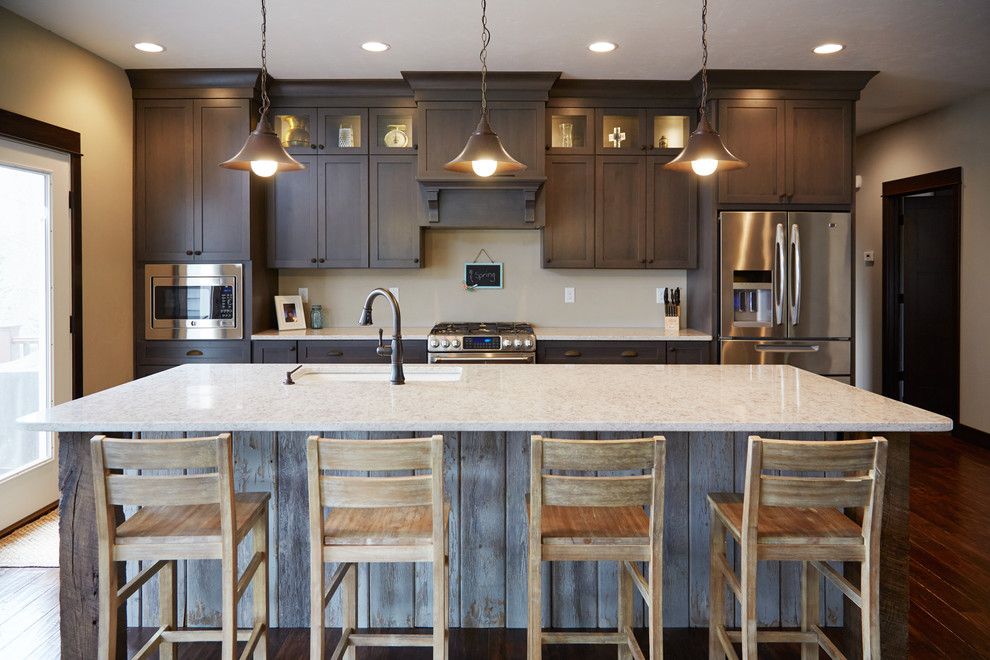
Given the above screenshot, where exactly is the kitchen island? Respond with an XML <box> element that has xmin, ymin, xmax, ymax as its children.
<box><xmin>20</xmin><ymin>363</ymin><xmax>950</xmax><ymax>659</ymax></box>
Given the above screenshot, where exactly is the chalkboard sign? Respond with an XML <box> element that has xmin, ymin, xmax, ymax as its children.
<box><xmin>464</xmin><ymin>262</ymin><xmax>503</xmax><ymax>289</ymax></box>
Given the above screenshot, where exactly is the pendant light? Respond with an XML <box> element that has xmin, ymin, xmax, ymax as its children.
<box><xmin>444</xmin><ymin>0</ymin><xmax>526</xmax><ymax>177</ymax></box>
<box><xmin>664</xmin><ymin>0</ymin><xmax>746</xmax><ymax>176</ymax></box>
<box><xmin>221</xmin><ymin>0</ymin><xmax>304</xmax><ymax>177</ymax></box>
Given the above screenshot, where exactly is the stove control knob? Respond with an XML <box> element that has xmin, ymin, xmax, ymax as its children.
<box><xmin>513</xmin><ymin>338</ymin><xmax>523</xmax><ymax>348</ymax></box>
<box><xmin>502</xmin><ymin>338</ymin><xmax>512</xmax><ymax>349</ymax></box>
<box><xmin>524</xmin><ymin>339</ymin><xmax>533</xmax><ymax>348</ymax></box>
<box><xmin>451</xmin><ymin>339</ymin><xmax>460</xmax><ymax>348</ymax></box>
<box><xmin>430</xmin><ymin>339</ymin><xmax>440</xmax><ymax>348</ymax></box>
<box><xmin>440</xmin><ymin>339</ymin><xmax>450</xmax><ymax>348</ymax></box>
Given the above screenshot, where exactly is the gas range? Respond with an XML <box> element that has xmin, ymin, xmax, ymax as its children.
<box><xmin>427</xmin><ymin>322</ymin><xmax>536</xmax><ymax>364</ymax></box>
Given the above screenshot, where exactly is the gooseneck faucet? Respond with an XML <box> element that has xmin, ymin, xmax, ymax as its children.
<box><xmin>358</xmin><ymin>288</ymin><xmax>404</xmax><ymax>384</ymax></box>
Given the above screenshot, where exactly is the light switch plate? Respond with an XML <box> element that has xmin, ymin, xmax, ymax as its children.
<box><xmin>564</xmin><ymin>287</ymin><xmax>575</xmax><ymax>304</ymax></box>
<box><xmin>298</xmin><ymin>287</ymin><xmax>309</xmax><ymax>304</ymax></box>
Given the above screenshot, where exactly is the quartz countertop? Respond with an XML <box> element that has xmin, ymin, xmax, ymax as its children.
<box><xmin>19</xmin><ymin>363</ymin><xmax>950</xmax><ymax>434</ymax></box>
<box><xmin>251</xmin><ymin>327</ymin><xmax>712</xmax><ymax>342</ymax></box>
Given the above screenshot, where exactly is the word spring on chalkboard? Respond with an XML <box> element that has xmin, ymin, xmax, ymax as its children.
<box><xmin>464</xmin><ymin>262</ymin><xmax>504</xmax><ymax>289</ymax></box>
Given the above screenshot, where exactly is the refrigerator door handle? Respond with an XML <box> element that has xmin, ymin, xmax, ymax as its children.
<box><xmin>773</xmin><ymin>223</ymin><xmax>786</xmax><ymax>325</ymax></box>
<box><xmin>754</xmin><ymin>343</ymin><xmax>820</xmax><ymax>353</ymax></box>
<box><xmin>790</xmin><ymin>223</ymin><xmax>802</xmax><ymax>325</ymax></box>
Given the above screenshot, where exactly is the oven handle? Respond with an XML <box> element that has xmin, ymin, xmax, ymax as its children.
<box><xmin>431</xmin><ymin>355</ymin><xmax>535</xmax><ymax>363</ymax></box>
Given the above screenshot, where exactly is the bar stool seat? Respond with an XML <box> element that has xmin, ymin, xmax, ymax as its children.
<box><xmin>116</xmin><ymin>492</ymin><xmax>269</xmax><ymax>551</ymax></box>
<box><xmin>527</xmin><ymin>499</ymin><xmax>649</xmax><ymax>545</ymax></box>
<box><xmin>708</xmin><ymin>492</ymin><xmax>864</xmax><ymax>547</ymax></box>
<box><xmin>323</xmin><ymin>502</ymin><xmax>451</xmax><ymax>546</ymax></box>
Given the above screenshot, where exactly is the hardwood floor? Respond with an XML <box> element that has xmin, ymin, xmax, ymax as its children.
<box><xmin>0</xmin><ymin>432</ymin><xmax>987</xmax><ymax>658</ymax></box>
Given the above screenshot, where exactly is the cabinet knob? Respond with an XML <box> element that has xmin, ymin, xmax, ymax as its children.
<box><xmin>413</xmin><ymin>258</ymin><xmax>420</xmax><ymax>263</ymax></box>
<box><xmin>563</xmin><ymin>350</ymin><xmax>582</xmax><ymax>358</ymax></box>
<box><xmin>186</xmin><ymin>250</ymin><xmax>194</xmax><ymax>256</ymax></box>
<box><xmin>289</xmin><ymin>346</ymin><xmax>296</xmax><ymax>352</ymax></box>
<box><xmin>545</xmin><ymin>145</ymin><xmax>550</xmax><ymax>151</ymax></box>
<box><xmin>648</xmin><ymin>259</ymin><xmax>654</xmax><ymax>264</ymax></box>
<box><xmin>194</xmin><ymin>250</ymin><xmax>202</xmax><ymax>256</ymax></box>
<box><xmin>311</xmin><ymin>258</ymin><xmax>318</xmax><ymax>263</ymax></box>
<box><xmin>621</xmin><ymin>350</ymin><xmax>639</xmax><ymax>358</ymax></box>
<box><xmin>318</xmin><ymin>258</ymin><xmax>326</xmax><ymax>263</ymax></box>
<box><xmin>413</xmin><ymin>144</ymin><xmax>418</xmax><ymax>150</ymax></box>
<box><xmin>546</xmin><ymin>258</ymin><xmax>552</xmax><ymax>263</ymax></box>
<box><xmin>310</xmin><ymin>144</ymin><xmax>317</xmax><ymax>150</ymax></box>
<box><xmin>318</xmin><ymin>144</ymin><xmax>325</xmax><ymax>150</ymax></box>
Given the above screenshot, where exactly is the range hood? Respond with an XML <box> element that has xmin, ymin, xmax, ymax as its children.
<box><xmin>404</xmin><ymin>71</ymin><xmax>559</xmax><ymax>228</ymax></box>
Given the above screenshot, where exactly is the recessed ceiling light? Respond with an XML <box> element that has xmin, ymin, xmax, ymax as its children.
<box><xmin>813</xmin><ymin>43</ymin><xmax>844</xmax><ymax>55</ymax></box>
<box><xmin>588</xmin><ymin>41</ymin><xmax>617</xmax><ymax>53</ymax></box>
<box><xmin>361</xmin><ymin>41</ymin><xmax>390</xmax><ymax>52</ymax></box>
<box><xmin>133</xmin><ymin>42</ymin><xmax>165</xmax><ymax>53</ymax></box>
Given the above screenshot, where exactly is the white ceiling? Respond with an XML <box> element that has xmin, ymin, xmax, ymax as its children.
<box><xmin>3</xmin><ymin>0</ymin><xmax>989</xmax><ymax>133</ymax></box>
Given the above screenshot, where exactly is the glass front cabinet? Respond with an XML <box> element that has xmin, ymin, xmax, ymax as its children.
<box><xmin>272</xmin><ymin>108</ymin><xmax>318</xmax><ymax>155</ymax></box>
<box><xmin>318</xmin><ymin>108</ymin><xmax>367</xmax><ymax>154</ymax></box>
<box><xmin>593</xmin><ymin>109</ymin><xmax>693</xmax><ymax>155</ymax></box>
<box><xmin>546</xmin><ymin>108</ymin><xmax>595</xmax><ymax>155</ymax></box>
<box><xmin>370</xmin><ymin>108</ymin><xmax>416</xmax><ymax>154</ymax></box>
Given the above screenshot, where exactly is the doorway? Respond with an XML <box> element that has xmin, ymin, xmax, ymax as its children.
<box><xmin>0</xmin><ymin>137</ymin><xmax>72</xmax><ymax>531</ymax></box>
<box><xmin>882</xmin><ymin>167</ymin><xmax>961</xmax><ymax>425</ymax></box>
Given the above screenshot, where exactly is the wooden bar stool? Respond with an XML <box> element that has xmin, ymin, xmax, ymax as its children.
<box><xmin>528</xmin><ymin>435</ymin><xmax>666</xmax><ymax>660</ymax></box>
<box><xmin>90</xmin><ymin>433</ymin><xmax>269</xmax><ymax>660</ymax></box>
<box><xmin>307</xmin><ymin>434</ymin><xmax>449</xmax><ymax>659</ymax></box>
<box><xmin>707</xmin><ymin>436</ymin><xmax>888</xmax><ymax>659</ymax></box>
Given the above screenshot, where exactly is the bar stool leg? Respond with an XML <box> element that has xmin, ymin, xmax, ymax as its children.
<box><xmin>861</xmin><ymin>557</ymin><xmax>880</xmax><ymax>659</ymax></box>
<box><xmin>221</xmin><ymin>550</ymin><xmax>238</xmax><ymax>660</ymax></box>
<box><xmin>309</xmin><ymin>557</ymin><xmax>324</xmax><ymax>658</ymax></box>
<box><xmin>433</xmin><ymin>544</ymin><xmax>447</xmax><ymax>659</ymax></box>
<box><xmin>527</xmin><ymin>554</ymin><xmax>542</xmax><ymax>659</ymax></box>
<box><xmin>252</xmin><ymin>512</ymin><xmax>269</xmax><ymax>659</ymax></box>
<box><xmin>97</xmin><ymin>558</ymin><xmax>118</xmax><ymax>660</ymax></box>
<box><xmin>708</xmin><ymin>511</ymin><xmax>726</xmax><ymax>660</ymax></box>
<box><xmin>618</xmin><ymin>562</ymin><xmax>633</xmax><ymax>660</ymax></box>
<box><xmin>649</xmin><ymin>559</ymin><xmax>663</xmax><ymax>659</ymax></box>
<box><xmin>740</xmin><ymin>550</ymin><xmax>758</xmax><ymax>659</ymax></box>
<box><xmin>342</xmin><ymin>563</ymin><xmax>357</xmax><ymax>660</ymax></box>
<box><xmin>159</xmin><ymin>560</ymin><xmax>177</xmax><ymax>660</ymax></box>
<box><xmin>801</xmin><ymin>561</ymin><xmax>820</xmax><ymax>660</ymax></box>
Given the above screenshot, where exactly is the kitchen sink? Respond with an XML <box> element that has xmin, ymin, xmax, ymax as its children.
<box><xmin>289</xmin><ymin>365</ymin><xmax>462</xmax><ymax>384</ymax></box>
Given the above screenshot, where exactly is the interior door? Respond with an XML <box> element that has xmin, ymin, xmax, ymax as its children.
<box><xmin>786</xmin><ymin>213</ymin><xmax>852</xmax><ymax>339</ymax></box>
<box><xmin>0</xmin><ymin>138</ymin><xmax>72</xmax><ymax>530</ymax></box>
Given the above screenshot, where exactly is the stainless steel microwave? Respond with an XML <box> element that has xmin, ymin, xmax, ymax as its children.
<box><xmin>145</xmin><ymin>263</ymin><xmax>243</xmax><ymax>340</ymax></box>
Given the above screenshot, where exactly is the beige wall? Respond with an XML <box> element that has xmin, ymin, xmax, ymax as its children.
<box><xmin>855</xmin><ymin>90</ymin><xmax>990</xmax><ymax>432</ymax></box>
<box><xmin>0</xmin><ymin>8</ymin><xmax>133</xmax><ymax>394</ymax></box>
<box><xmin>279</xmin><ymin>229</ymin><xmax>689</xmax><ymax>329</ymax></box>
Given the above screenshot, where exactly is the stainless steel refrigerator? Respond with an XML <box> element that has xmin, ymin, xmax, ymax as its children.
<box><xmin>719</xmin><ymin>211</ymin><xmax>853</xmax><ymax>382</ymax></box>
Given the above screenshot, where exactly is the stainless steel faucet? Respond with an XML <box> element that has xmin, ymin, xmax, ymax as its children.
<box><xmin>358</xmin><ymin>288</ymin><xmax>404</xmax><ymax>384</ymax></box>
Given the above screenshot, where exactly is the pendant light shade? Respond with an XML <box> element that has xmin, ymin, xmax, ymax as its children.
<box><xmin>663</xmin><ymin>116</ymin><xmax>746</xmax><ymax>176</ymax></box>
<box><xmin>220</xmin><ymin>0</ymin><xmax>304</xmax><ymax>177</ymax></box>
<box><xmin>444</xmin><ymin>0</ymin><xmax>527</xmax><ymax>178</ymax></box>
<box><xmin>664</xmin><ymin>0</ymin><xmax>746</xmax><ymax>177</ymax></box>
<box><xmin>444</xmin><ymin>114</ymin><xmax>527</xmax><ymax>176</ymax></box>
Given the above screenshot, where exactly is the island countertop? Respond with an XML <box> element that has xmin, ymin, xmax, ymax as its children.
<box><xmin>20</xmin><ymin>363</ymin><xmax>950</xmax><ymax>433</ymax></box>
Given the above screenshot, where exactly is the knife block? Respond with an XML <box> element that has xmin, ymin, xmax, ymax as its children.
<box><xmin>664</xmin><ymin>305</ymin><xmax>680</xmax><ymax>336</ymax></box>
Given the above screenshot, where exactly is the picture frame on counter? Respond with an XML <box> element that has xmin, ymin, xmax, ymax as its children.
<box><xmin>274</xmin><ymin>295</ymin><xmax>306</xmax><ymax>331</ymax></box>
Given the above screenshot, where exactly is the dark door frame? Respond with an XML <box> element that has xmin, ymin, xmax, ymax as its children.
<box><xmin>881</xmin><ymin>166</ymin><xmax>961</xmax><ymax>424</ymax></box>
<box><xmin>0</xmin><ymin>108</ymin><xmax>84</xmax><ymax>399</ymax></box>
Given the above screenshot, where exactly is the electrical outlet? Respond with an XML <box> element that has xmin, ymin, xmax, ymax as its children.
<box><xmin>863</xmin><ymin>250</ymin><xmax>875</xmax><ymax>264</ymax></box>
<box><xmin>298</xmin><ymin>287</ymin><xmax>309</xmax><ymax>304</ymax></box>
<box><xmin>389</xmin><ymin>287</ymin><xmax>399</xmax><ymax>300</ymax></box>
<box><xmin>564</xmin><ymin>287</ymin><xmax>575</xmax><ymax>304</ymax></box>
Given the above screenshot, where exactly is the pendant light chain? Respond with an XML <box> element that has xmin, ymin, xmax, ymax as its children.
<box><xmin>259</xmin><ymin>0</ymin><xmax>270</xmax><ymax>119</ymax></box>
<box><xmin>699</xmin><ymin>0</ymin><xmax>709</xmax><ymax>119</ymax></box>
<box><xmin>479</xmin><ymin>0</ymin><xmax>491</xmax><ymax>116</ymax></box>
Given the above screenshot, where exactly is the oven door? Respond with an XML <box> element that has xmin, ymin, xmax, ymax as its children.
<box><xmin>145</xmin><ymin>264</ymin><xmax>243</xmax><ymax>340</ymax></box>
<box><xmin>428</xmin><ymin>352</ymin><xmax>535</xmax><ymax>364</ymax></box>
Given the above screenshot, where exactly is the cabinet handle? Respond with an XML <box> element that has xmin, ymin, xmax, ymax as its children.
<box><xmin>564</xmin><ymin>350</ymin><xmax>582</xmax><ymax>358</ymax></box>
<box><xmin>413</xmin><ymin>144</ymin><xmax>418</xmax><ymax>150</ymax></box>
<box><xmin>289</xmin><ymin>346</ymin><xmax>296</xmax><ymax>352</ymax></box>
<box><xmin>546</xmin><ymin>258</ymin><xmax>552</xmax><ymax>263</ymax></box>
<box><xmin>310</xmin><ymin>144</ymin><xmax>317</xmax><ymax>149</ymax></box>
<box><xmin>413</xmin><ymin>258</ymin><xmax>420</xmax><ymax>263</ymax></box>
<box><xmin>326</xmin><ymin>350</ymin><xmax>343</xmax><ymax>357</ymax></box>
<box><xmin>545</xmin><ymin>145</ymin><xmax>550</xmax><ymax>151</ymax></box>
<box><xmin>186</xmin><ymin>250</ymin><xmax>194</xmax><ymax>256</ymax></box>
<box><xmin>318</xmin><ymin>258</ymin><xmax>326</xmax><ymax>263</ymax></box>
<box><xmin>186</xmin><ymin>349</ymin><xmax>204</xmax><ymax>357</ymax></box>
<box><xmin>648</xmin><ymin>259</ymin><xmax>654</xmax><ymax>264</ymax></box>
<box><xmin>194</xmin><ymin>250</ymin><xmax>202</xmax><ymax>256</ymax></box>
<box><xmin>318</xmin><ymin>144</ymin><xmax>325</xmax><ymax>150</ymax></box>
<box><xmin>621</xmin><ymin>350</ymin><xmax>639</xmax><ymax>358</ymax></box>
<box><xmin>311</xmin><ymin>258</ymin><xmax>318</xmax><ymax>263</ymax></box>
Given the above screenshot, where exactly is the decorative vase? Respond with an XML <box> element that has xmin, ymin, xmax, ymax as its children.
<box><xmin>310</xmin><ymin>305</ymin><xmax>324</xmax><ymax>329</ymax></box>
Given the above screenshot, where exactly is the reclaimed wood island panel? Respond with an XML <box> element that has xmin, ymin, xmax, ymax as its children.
<box><xmin>19</xmin><ymin>363</ymin><xmax>950</xmax><ymax>659</ymax></box>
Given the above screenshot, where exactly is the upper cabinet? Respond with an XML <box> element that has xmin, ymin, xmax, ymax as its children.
<box><xmin>271</xmin><ymin>107</ymin><xmax>370</xmax><ymax>155</ymax></box>
<box><xmin>135</xmin><ymin>98</ymin><xmax>251</xmax><ymax>262</ymax></box>
<box><xmin>370</xmin><ymin>155</ymin><xmax>425</xmax><ymax>268</ymax></box>
<box><xmin>717</xmin><ymin>98</ymin><xmax>852</xmax><ymax>205</ymax></box>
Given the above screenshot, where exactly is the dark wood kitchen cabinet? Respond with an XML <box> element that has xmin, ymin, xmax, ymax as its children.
<box><xmin>717</xmin><ymin>98</ymin><xmax>852</xmax><ymax>205</ymax></box>
<box><xmin>647</xmin><ymin>155</ymin><xmax>697</xmax><ymax>268</ymax></box>
<box><xmin>539</xmin><ymin>340</ymin><xmax>667</xmax><ymax>364</ymax></box>
<box><xmin>666</xmin><ymin>341</ymin><xmax>712</xmax><ymax>364</ymax></box>
<box><xmin>250</xmin><ymin>339</ymin><xmax>428</xmax><ymax>364</ymax></box>
<box><xmin>369</xmin><ymin>155</ymin><xmax>424</xmax><ymax>268</ymax></box>
<box><xmin>252</xmin><ymin>340</ymin><xmax>298</xmax><ymax>364</ymax></box>
<box><xmin>542</xmin><ymin>155</ymin><xmax>595</xmax><ymax>267</ymax></box>
<box><xmin>268</xmin><ymin>155</ymin><xmax>369</xmax><ymax>268</ymax></box>
<box><xmin>135</xmin><ymin>98</ymin><xmax>251</xmax><ymax>261</ymax></box>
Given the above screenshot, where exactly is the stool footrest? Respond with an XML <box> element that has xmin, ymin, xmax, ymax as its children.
<box><xmin>160</xmin><ymin>629</ymin><xmax>254</xmax><ymax>643</ymax></box>
<box><xmin>348</xmin><ymin>632</ymin><xmax>435</xmax><ymax>647</ymax></box>
<box><xmin>542</xmin><ymin>631</ymin><xmax>627</xmax><ymax>645</ymax></box>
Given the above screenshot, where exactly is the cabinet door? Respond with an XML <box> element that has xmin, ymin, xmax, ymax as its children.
<box><xmin>135</xmin><ymin>100</ymin><xmax>196</xmax><ymax>261</ymax></box>
<box><xmin>785</xmin><ymin>100</ymin><xmax>852</xmax><ymax>205</ymax></box>
<box><xmin>271</xmin><ymin>107</ymin><xmax>320</xmax><ymax>155</ymax></box>
<box><xmin>646</xmin><ymin>156</ymin><xmax>697</xmax><ymax>269</ymax></box>
<box><xmin>318</xmin><ymin>108</ymin><xmax>368</xmax><ymax>154</ymax></box>
<box><xmin>489</xmin><ymin>101</ymin><xmax>544</xmax><ymax>177</ymax></box>
<box><xmin>417</xmin><ymin>102</ymin><xmax>481</xmax><ymax>177</ymax></box>
<box><xmin>546</xmin><ymin>108</ymin><xmax>595</xmax><ymax>155</ymax></box>
<box><xmin>543</xmin><ymin>155</ymin><xmax>595</xmax><ymax>268</ymax></box>
<box><xmin>595</xmin><ymin>156</ymin><xmax>646</xmax><ymax>268</ymax></box>
<box><xmin>268</xmin><ymin>154</ymin><xmax>320</xmax><ymax>268</ymax></box>
<box><xmin>717</xmin><ymin>99</ymin><xmax>786</xmax><ymax>204</ymax></box>
<box><xmin>539</xmin><ymin>341</ymin><xmax>666</xmax><ymax>364</ymax></box>
<box><xmin>597</xmin><ymin>109</ymin><xmax>647</xmax><ymax>155</ymax></box>
<box><xmin>369</xmin><ymin>108</ymin><xmax>417</xmax><ymax>155</ymax></box>
<box><xmin>195</xmin><ymin>99</ymin><xmax>251</xmax><ymax>260</ymax></box>
<box><xmin>370</xmin><ymin>155</ymin><xmax>424</xmax><ymax>268</ymax></box>
<box><xmin>667</xmin><ymin>342</ymin><xmax>711</xmax><ymax>364</ymax></box>
<box><xmin>319</xmin><ymin>156</ymin><xmax>369</xmax><ymax>268</ymax></box>
<box><xmin>251</xmin><ymin>340</ymin><xmax>298</xmax><ymax>364</ymax></box>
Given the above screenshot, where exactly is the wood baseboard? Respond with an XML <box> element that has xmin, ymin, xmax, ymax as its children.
<box><xmin>0</xmin><ymin>500</ymin><xmax>57</xmax><ymax>540</ymax></box>
<box><xmin>954</xmin><ymin>424</ymin><xmax>990</xmax><ymax>449</ymax></box>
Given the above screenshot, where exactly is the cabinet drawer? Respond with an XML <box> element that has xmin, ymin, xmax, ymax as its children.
<box><xmin>298</xmin><ymin>339</ymin><xmax>428</xmax><ymax>364</ymax></box>
<box><xmin>137</xmin><ymin>340</ymin><xmax>250</xmax><ymax>365</ymax></box>
<box><xmin>252</xmin><ymin>340</ymin><xmax>298</xmax><ymax>364</ymax></box>
<box><xmin>539</xmin><ymin>341</ymin><xmax>666</xmax><ymax>364</ymax></box>
<box><xmin>666</xmin><ymin>342</ymin><xmax>712</xmax><ymax>365</ymax></box>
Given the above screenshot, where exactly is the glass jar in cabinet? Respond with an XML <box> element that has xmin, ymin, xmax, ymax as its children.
<box><xmin>546</xmin><ymin>108</ymin><xmax>595</xmax><ymax>154</ymax></box>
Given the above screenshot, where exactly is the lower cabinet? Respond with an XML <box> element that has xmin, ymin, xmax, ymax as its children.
<box><xmin>251</xmin><ymin>339</ymin><xmax>428</xmax><ymax>364</ymax></box>
<box><xmin>538</xmin><ymin>340</ymin><xmax>714</xmax><ymax>364</ymax></box>
<box><xmin>135</xmin><ymin>340</ymin><xmax>251</xmax><ymax>378</ymax></box>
